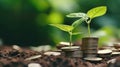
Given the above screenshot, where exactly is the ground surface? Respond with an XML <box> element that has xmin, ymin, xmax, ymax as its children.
<box><xmin>0</xmin><ymin>46</ymin><xmax>119</xmax><ymax>67</ymax></box>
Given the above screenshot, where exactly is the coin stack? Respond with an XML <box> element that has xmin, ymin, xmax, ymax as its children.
<box><xmin>73</xmin><ymin>47</ymin><xmax>83</xmax><ymax>58</ymax></box>
<box><xmin>82</xmin><ymin>37</ymin><xmax>98</xmax><ymax>58</ymax></box>
<box><xmin>61</xmin><ymin>46</ymin><xmax>82</xmax><ymax>58</ymax></box>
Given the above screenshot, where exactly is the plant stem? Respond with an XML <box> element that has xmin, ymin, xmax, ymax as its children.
<box><xmin>88</xmin><ymin>23</ymin><xmax>91</xmax><ymax>37</ymax></box>
<box><xmin>86</xmin><ymin>19</ymin><xmax>91</xmax><ymax>37</ymax></box>
<box><xmin>69</xmin><ymin>32</ymin><xmax>72</xmax><ymax>47</ymax></box>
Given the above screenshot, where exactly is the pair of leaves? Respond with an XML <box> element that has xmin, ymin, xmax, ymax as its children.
<box><xmin>50</xmin><ymin>23</ymin><xmax>82</xmax><ymax>35</ymax></box>
<box><xmin>50</xmin><ymin>24</ymin><xmax>73</xmax><ymax>32</ymax></box>
<box><xmin>50</xmin><ymin>17</ymin><xmax>83</xmax><ymax>32</ymax></box>
<box><xmin>67</xmin><ymin>6</ymin><xmax>107</xmax><ymax>23</ymax></box>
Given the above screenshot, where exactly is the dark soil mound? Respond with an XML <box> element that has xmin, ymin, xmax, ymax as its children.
<box><xmin>0</xmin><ymin>46</ymin><xmax>119</xmax><ymax>67</ymax></box>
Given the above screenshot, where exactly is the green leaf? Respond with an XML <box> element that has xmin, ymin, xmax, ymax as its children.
<box><xmin>72</xmin><ymin>32</ymin><xmax>82</xmax><ymax>35</ymax></box>
<box><xmin>66</xmin><ymin>13</ymin><xmax>87</xmax><ymax>18</ymax></box>
<box><xmin>87</xmin><ymin>6</ymin><xmax>107</xmax><ymax>19</ymax></box>
<box><xmin>50</xmin><ymin>24</ymin><xmax>74</xmax><ymax>32</ymax></box>
<box><xmin>72</xmin><ymin>18</ymin><xmax>84</xmax><ymax>28</ymax></box>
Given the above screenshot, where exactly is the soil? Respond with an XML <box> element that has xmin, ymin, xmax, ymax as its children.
<box><xmin>0</xmin><ymin>46</ymin><xmax>119</xmax><ymax>67</ymax></box>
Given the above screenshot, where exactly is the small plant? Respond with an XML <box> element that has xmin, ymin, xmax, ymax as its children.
<box><xmin>50</xmin><ymin>15</ymin><xmax>85</xmax><ymax>47</ymax></box>
<box><xmin>86</xmin><ymin>6</ymin><xmax>107</xmax><ymax>37</ymax></box>
<box><xmin>67</xmin><ymin>6</ymin><xmax>107</xmax><ymax>37</ymax></box>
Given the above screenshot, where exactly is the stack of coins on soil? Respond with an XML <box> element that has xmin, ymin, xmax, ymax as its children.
<box><xmin>73</xmin><ymin>46</ymin><xmax>83</xmax><ymax>58</ymax></box>
<box><xmin>98</xmin><ymin>49</ymin><xmax>112</xmax><ymax>59</ymax></box>
<box><xmin>112</xmin><ymin>43</ymin><xmax>120</xmax><ymax>57</ymax></box>
<box><xmin>61</xmin><ymin>46</ymin><xmax>82</xmax><ymax>58</ymax></box>
<box><xmin>82</xmin><ymin>37</ymin><xmax>98</xmax><ymax>58</ymax></box>
<box><xmin>57</xmin><ymin>42</ymin><xmax>83</xmax><ymax>58</ymax></box>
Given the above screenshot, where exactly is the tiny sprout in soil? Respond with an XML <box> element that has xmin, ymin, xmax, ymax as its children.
<box><xmin>86</xmin><ymin>6</ymin><xmax>107</xmax><ymax>37</ymax></box>
<box><xmin>50</xmin><ymin>18</ymin><xmax>83</xmax><ymax>47</ymax></box>
<box><xmin>67</xmin><ymin>6</ymin><xmax>107</xmax><ymax>37</ymax></box>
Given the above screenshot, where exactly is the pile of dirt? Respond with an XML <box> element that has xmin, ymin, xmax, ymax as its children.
<box><xmin>0</xmin><ymin>46</ymin><xmax>119</xmax><ymax>67</ymax></box>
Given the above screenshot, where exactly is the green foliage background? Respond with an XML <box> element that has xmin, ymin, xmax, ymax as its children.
<box><xmin>0</xmin><ymin>0</ymin><xmax>119</xmax><ymax>46</ymax></box>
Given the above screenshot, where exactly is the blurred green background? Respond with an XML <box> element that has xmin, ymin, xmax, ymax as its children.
<box><xmin>0</xmin><ymin>0</ymin><xmax>120</xmax><ymax>46</ymax></box>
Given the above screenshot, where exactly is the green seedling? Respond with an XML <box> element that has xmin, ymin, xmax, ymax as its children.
<box><xmin>67</xmin><ymin>6</ymin><xmax>107</xmax><ymax>37</ymax></box>
<box><xmin>86</xmin><ymin>6</ymin><xmax>107</xmax><ymax>37</ymax></box>
<box><xmin>50</xmin><ymin>17</ymin><xmax>84</xmax><ymax>47</ymax></box>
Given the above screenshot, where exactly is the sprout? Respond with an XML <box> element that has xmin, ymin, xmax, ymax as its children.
<box><xmin>67</xmin><ymin>6</ymin><xmax>107</xmax><ymax>37</ymax></box>
<box><xmin>86</xmin><ymin>6</ymin><xmax>107</xmax><ymax>37</ymax></box>
<box><xmin>50</xmin><ymin>18</ymin><xmax>83</xmax><ymax>47</ymax></box>
<box><xmin>50</xmin><ymin>6</ymin><xmax>107</xmax><ymax>46</ymax></box>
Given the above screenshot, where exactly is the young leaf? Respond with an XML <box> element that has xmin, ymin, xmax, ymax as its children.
<box><xmin>72</xmin><ymin>32</ymin><xmax>82</xmax><ymax>35</ymax></box>
<box><xmin>87</xmin><ymin>6</ymin><xmax>107</xmax><ymax>19</ymax></box>
<box><xmin>50</xmin><ymin>24</ymin><xmax>74</xmax><ymax>32</ymax></box>
<box><xmin>66</xmin><ymin>13</ymin><xmax>87</xmax><ymax>18</ymax></box>
<box><xmin>72</xmin><ymin>18</ymin><xmax>84</xmax><ymax>28</ymax></box>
